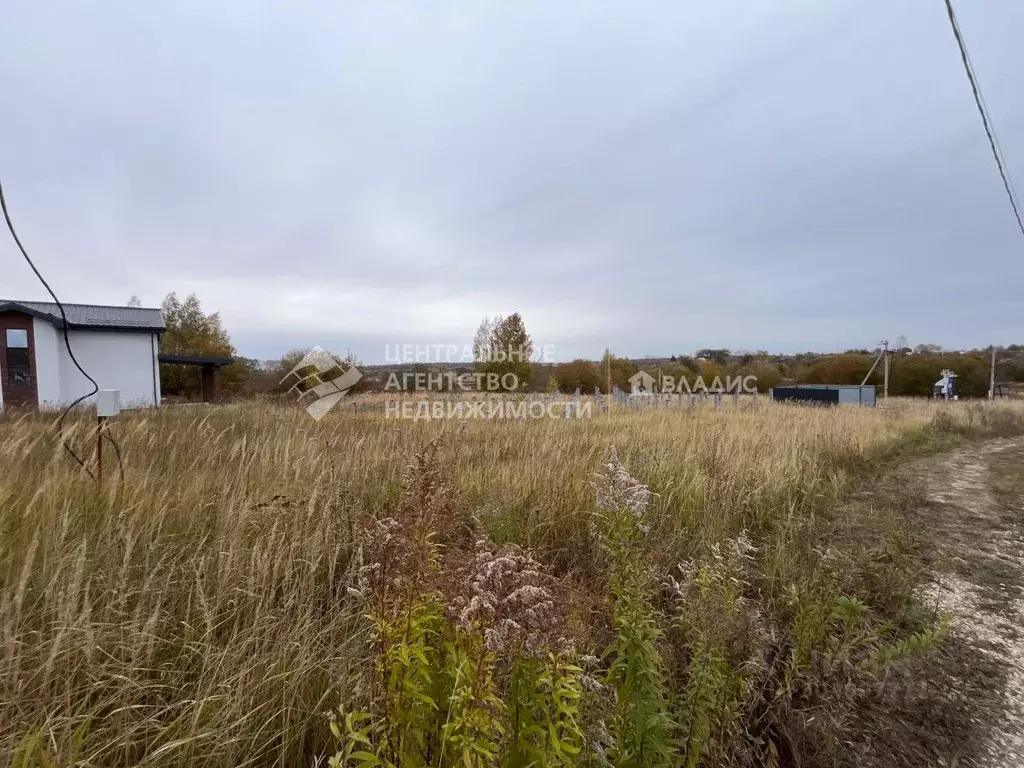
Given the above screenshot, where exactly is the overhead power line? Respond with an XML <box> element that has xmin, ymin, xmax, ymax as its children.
<box><xmin>1</xmin><ymin>180</ymin><xmax>124</xmax><ymax>483</ymax></box>
<box><xmin>943</xmin><ymin>0</ymin><xmax>1024</xmax><ymax>238</ymax></box>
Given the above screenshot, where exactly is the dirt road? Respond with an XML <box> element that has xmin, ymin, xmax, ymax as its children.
<box><xmin>920</xmin><ymin>437</ymin><xmax>1024</xmax><ymax>767</ymax></box>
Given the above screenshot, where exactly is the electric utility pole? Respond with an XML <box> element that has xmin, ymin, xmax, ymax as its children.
<box><xmin>990</xmin><ymin>345</ymin><xmax>997</xmax><ymax>400</ymax></box>
<box><xmin>861</xmin><ymin>340</ymin><xmax>890</xmax><ymax>400</ymax></box>
<box><xmin>882</xmin><ymin>340</ymin><xmax>890</xmax><ymax>400</ymax></box>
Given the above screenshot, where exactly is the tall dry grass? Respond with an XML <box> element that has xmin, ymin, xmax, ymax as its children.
<box><xmin>1</xmin><ymin>397</ymin><xmax>1022</xmax><ymax>765</ymax></box>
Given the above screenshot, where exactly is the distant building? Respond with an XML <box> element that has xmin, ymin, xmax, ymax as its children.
<box><xmin>933</xmin><ymin>370</ymin><xmax>957</xmax><ymax>400</ymax></box>
<box><xmin>0</xmin><ymin>300</ymin><xmax>164</xmax><ymax>409</ymax></box>
<box><xmin>770</xmin><ymin>384</ymin><xmax>876</xmax><ymax>406</ymax></box>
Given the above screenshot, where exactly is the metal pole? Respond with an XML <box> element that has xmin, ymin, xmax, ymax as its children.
<box><xmin>96</xmin><ymin>415</ymin><xmax>105</xmax><ymax>485</ymax></box>
<box><xmin>883</xmin><ymin>344</ymin><xmax>890</xmax><ymax>400</ymax></box>
<box><xmin>990</xmin><ymin>345</ymin><xmax>997</xmax><ymax>400</ymax></box>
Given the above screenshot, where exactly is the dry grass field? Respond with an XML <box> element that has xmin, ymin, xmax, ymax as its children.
<box><xmin>2</xmin><ymin>398</ymin><xmax>1024</xmax><ymax>766</ymax></box>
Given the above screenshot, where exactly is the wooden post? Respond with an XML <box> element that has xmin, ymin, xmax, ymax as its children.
<box><xmin>605</xmin><ymin>348</ymin><xmax>611</xmax><ymax>418</ymax></box>
<box><xmin>96</xmin><ymin>415</ymin><xmax>106</xmax><ymax>485</ymax></box>
<box><xmin>201</xmin><ymin>364</ymin><xmax>219</xmax><ymax>402</ymax></box>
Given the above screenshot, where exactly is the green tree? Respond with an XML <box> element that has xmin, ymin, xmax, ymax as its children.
<box><xmin>474</xmin><ymin>313</ymin><xmax>533</xmax><ymax>391</ymax></box>
<box><xmin>472</xmin><ymin>316</ymin><xmax>494</xmax><ymax>367</ymax></box>
<box><xmin>696</xmin><ymin>348</ymin><xmax>730</xmax><ymax>365</ymax></box>
<box><xmin>696</xmin><ymin>359</ymin><xmax>728</xmax><ymax>388</ymax></box>
<box><xmin>553</xmin><ymin>359</ymin><xmax>603</xmax><ymax>393</ymax></box>
<box><xmin>802</xmin><ymin>354</ymin><xmax>875</xmax><ymax>386</ymax></box>
<box><xmin>662</xmin><ymin>363</ymin><xmax>698</xmax><ymax>390</ymax></box>
<box><xmin>160</xmin><ymin>293</ymin><xmax>244</xmax><ymax>397</ymax></box>
<box><xmin>598</xmin><ymin>350</ymin><xmax>638</xmax><ymax>393</ymax></box>
<box><xmin>737</xmin><ymin>362</ymin><xmax>782</xmax><ymax>392</ymax></box>
<box><xmin>888</xmin><ymin>353</ymin><xmax>990</xmax><ymax>397</ymax></box>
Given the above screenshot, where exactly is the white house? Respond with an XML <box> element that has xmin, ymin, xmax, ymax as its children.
<box><xmin>0</xmin><ymin>300</ymin><xmax>164</xmax><ymax>409</ymax></box>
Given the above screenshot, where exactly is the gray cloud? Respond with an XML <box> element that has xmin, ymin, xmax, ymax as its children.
<box><xmin>2</xmin><ymin>0</ymin><xmax>1022</xmax><ymax>361</ymax></box>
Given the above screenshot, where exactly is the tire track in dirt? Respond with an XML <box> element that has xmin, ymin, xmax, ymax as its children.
<box><xmin>920</xmin><ymin>437</ymin><xmax>1024</xmax><ymax>767</ymax></box>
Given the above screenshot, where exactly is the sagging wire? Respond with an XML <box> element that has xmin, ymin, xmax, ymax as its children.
<box><xmin>1</xmin><ymin>179</ymin><xmax>125</xmax><ymax>485</ymax></box>
<box><xmin>943</xmin><ymin>0</ymin><xmax>1024</xmax><ymax>239</ymax></box>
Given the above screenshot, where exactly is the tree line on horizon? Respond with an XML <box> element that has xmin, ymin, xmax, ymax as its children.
<box><xmin>155</xmin><ymin>293</ymin><xmax>1024</xmax><ymax>400</ymax></box>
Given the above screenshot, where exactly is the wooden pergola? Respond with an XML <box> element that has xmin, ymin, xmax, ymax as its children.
<box><xmin>158</xmin><ymin>353</ymin><xmax>233</xmax><ymax>402</ymax></box>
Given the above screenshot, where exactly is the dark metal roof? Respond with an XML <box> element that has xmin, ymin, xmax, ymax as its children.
<box><xmin>773</xmin><ymin>384</ymin><xmax>875</xmax><ymax>390</ymax></box>
<box><xmin>0</xmin><ymin>299</ymin><xmax>165</xmax><ymax>332</ymax></box>
<box><xmin>159</xmin><ymin>353</ymin><xmax>234</xmax><ymax>366</ymax></box>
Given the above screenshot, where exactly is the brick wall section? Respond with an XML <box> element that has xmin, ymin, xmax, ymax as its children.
<box><xmin>0</xmin><ymin>311</ymin><xmax>38</xmax><ymax>408</ymax></box>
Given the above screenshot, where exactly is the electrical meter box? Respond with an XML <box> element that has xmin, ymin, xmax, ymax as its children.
<box><xmin>96</xmin><ymin>389</ymin><xmax>121</xmax><ymax>418</ymax></box>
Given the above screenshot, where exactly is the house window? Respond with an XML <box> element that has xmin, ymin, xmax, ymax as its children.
<box><xmin>5</xmin><ymin>329</ymin><xmax>30</xmax><ymax>387</ymax></box>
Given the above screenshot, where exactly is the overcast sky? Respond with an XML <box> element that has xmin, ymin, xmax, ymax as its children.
<box><xmin>1</xmin><ymin>1</ymin><xmax>1022</xmax><ymax>362</ymax></box>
